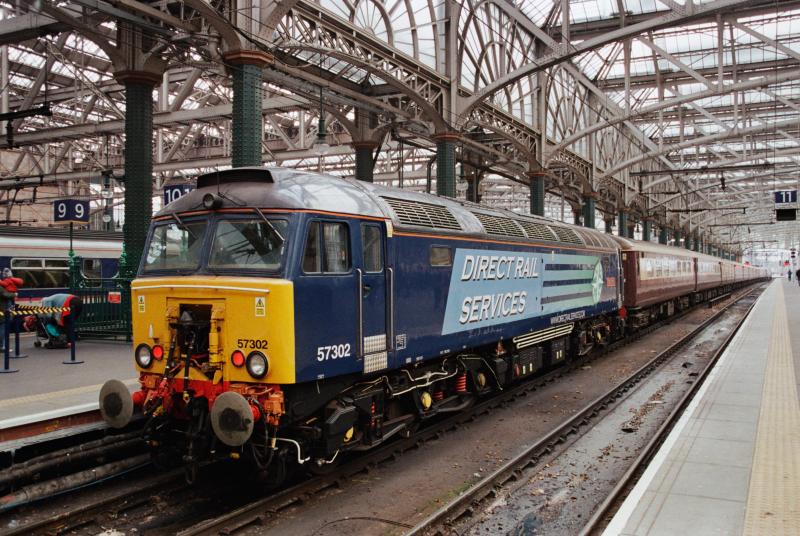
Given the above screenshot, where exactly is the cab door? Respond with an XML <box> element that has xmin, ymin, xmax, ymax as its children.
<box><xmin>357</xmin><ymin>222</ymin><xmax>390</xmax><ymax>374</ymax></box>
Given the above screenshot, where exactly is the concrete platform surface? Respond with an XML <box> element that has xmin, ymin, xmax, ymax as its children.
<box><xmin>0</xmin><ymin>335</ymin><xmax>136</xmax><ymax>428</ymax></box>
<box><xmin>605</xmin><ymin>278</ymin><xmax>800</xmax><ymax>535</ymax></box>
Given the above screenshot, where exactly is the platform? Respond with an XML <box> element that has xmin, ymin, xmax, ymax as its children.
<box><xmin>604</xmin><ymin>278</ymin><xmax>800</xmax><ymax>535</ymax></box>
<box><xmin>0</xmin><ymin>335</ymin><xmax>136</xmax><ymax>440</ymax></box>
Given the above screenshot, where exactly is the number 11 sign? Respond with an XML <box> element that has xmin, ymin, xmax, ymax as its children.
<box><xmin>53</xmin><ymin>199</ymin><xmax>91</xmax><ymax>224</ymax></box>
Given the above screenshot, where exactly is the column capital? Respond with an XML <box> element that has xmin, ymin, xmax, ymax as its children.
<box><xmin>223</xmin><ymin>49</ymin><xmax>274</xmax><ymax>66</ymax></box>
<box><xmin>352</xmin><ymin>140</ymin><xmax>380</xmax><ymax>150</ymax></box>
<box><xmin>582</xmin><ymin>190</ymin><xmax>599</xmax><ymax>199</ymax></box>
<box><xmin>526</xmin><ymin>170</ymin><xmax>548</xmax><ymax>178</ymax></box>
<box><xmin>114</xmin><ymin>70</ymin><xmax>162</xmax><ymax>86</ymax></box>
<box><xmin>433</xmin><ymin>131</ymin><xmax>460</xmax><ymax>142</ymax></box>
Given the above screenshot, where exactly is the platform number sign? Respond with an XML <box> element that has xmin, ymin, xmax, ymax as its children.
<box><xmin>164</xmin><ymin>185</ymin><xmax>193</xmax><ymax>205</ymax></box>
<box><xmin>775</xmin><ymin>190</ymin><xmax>797</xmax><ymax>206</ymax></box>
<box><xmin>53</xmin><ymin>199</ymin><xmax>90</xmax><ymax>224</ymax></box>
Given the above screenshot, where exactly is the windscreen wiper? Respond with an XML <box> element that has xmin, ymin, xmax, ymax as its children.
<box><xmin>253</xmin><ymin>207</ymin><xmax>285</xmax><ymax>244</ymax></box>
<box><xmin>171</xmin><ymin>213</ymin><xmax>197</xmax><ymax>240</ymax></box>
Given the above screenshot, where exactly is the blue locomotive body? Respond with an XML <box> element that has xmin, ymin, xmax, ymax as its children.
<box><xmin>290</xmin><ymin>217</ymin><xmax>621</xmax><ymax>383</ymax></box>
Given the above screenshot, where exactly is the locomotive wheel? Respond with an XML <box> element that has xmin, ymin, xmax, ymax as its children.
<box><xmin>258</xmin><ymin>451</ymin><xmax>290</xmax><ymax>490</ymax></box>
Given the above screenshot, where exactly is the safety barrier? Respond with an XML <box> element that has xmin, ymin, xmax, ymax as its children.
<box><xmin>71</xmin><ymin>284</ymin><xmax>131</xmax><ymax>341</ymax></box>
<box><xmin>0</xmin><ymin>305</ymin><xmax>80</xmax><ymax>373</ymax></box>
<box><xmin>0</xmin><ymin>305</ymin><xmax>71</xmax><ymax>317</ymax></box>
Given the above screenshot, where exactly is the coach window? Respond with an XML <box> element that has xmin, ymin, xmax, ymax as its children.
<box><xmin>361</xmin><ymin>224</ymin><xmax>383</xmax><ymax>272</ymax></box>
<box><xmin>303</xmin><ymin>221</ymin><xmax>351</xmax><ymax>274</ymax></box>
<box><xmin>81</xmin><ymin>258</ymin><xmax>102</xmax><ymax>279</ymax></box>
<box><xmin>430</xmin><ymin>246</ymin><xmax>453</xmax><ymax>267</ymax></box>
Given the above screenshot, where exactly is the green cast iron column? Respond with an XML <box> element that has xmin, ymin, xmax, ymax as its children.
<box><xmin>659</xmin><ymin>227</ymin><xmax>668</xmax><ymax>244</ymax></box>
<box><xmin>225</xmin><ymin>50</ymin><xmax>273</xmax><ymax>168</ymax></box>
<box><xmin>685</xmin><ymin>234</ymin><xmax>693</xmax><ymax>250</ymax></box>
<box><xmin>674</xmin><ymin>228</ymin><xmax>682</xmax><ymax>248</ymax></box>
<box><xmin>582</xmin><ymin>196</ymin><xmax>595</xmax><ymax>228</ymax></box>
<box><xmin>353</xmin><ymin>142</ymin><xmax>378</xmax><ymax>182</ymax></box>
<box><xmin>117</xmin><ymin>73</ymin><xmax>159</xmax><ymax>277</ymax></box>
<box><xmin>693</xmin><ymin>235</ymin><xmax>700</xmax><ymax>252</ymax></box>
<box><xmin>605</xmin><ymin>218</ymin><xmax>613</xmax><ymax>234</ymax></box>
<box><xmin>529</xmin><ymin>172</ymin><xmax>545</xmax><ymax>216</ymax></box>
<box><xmin>617</xmin><ymin>211</ymin><xmax>628</xmax><ymax>238</ymax></box>
<box><xmin>232</xmin><ymin>63</ymin><xmax>263</xmax><ymax>167</ymax></box>
<box><xmin>642</xmin><ymin>220</ymin><xmax>651</xmax><ymax>241</ymax></box>
<box><xmin>435</xmin><ymin>133</ymin><xmax>457</xmax><ymax>197</ymax></box>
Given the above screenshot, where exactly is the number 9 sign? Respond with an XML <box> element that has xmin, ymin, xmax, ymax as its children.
<box><xmin>53</xmin><ymin>199</ymin><xmax>90</xmax><ymax>224</ymax></box>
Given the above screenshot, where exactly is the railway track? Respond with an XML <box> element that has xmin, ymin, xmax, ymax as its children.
<box><xmin>0</xmin><ymin>283</ymin><xmax>761</xmax><ymax>535</ymax></box>
<box><xmin>406</xmin><ymin>284</ymin><xmax>762</xmax><ymax>536</ymax></box>
<box><xmin>175</xmin><ymin>285</ymin><xmax>762</xmax><ymax>536</ymax></box>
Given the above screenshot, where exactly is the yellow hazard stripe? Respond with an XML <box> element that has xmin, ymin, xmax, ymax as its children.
<box><xmin>0</xmin><ymin>306</ymin><xmax>71</xmax><ymax>317</ymax></box>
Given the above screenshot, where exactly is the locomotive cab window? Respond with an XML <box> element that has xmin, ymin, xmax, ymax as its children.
<box><xmin>302</xmin><ymin>221</ymin><xmax>351</xmax><ymax>274</ymax></box>
<box><xmin>143</xmin><ymin>220</ymin><xmax>207</xmax><ymax>272</ymax></box>
<box><xmin>209</xmin><ymin>218</ymin><xmax>287</xmax><ymax>271</ymax></box>
<box><xmin>361</xmin><ymin>224</ymin><xmax>383</xmax><ymax>272</ymax></box>
<box><xmin>430</xmin><ymin>246</ymin><xmax>453</xmax><ymax>267</ymax></box>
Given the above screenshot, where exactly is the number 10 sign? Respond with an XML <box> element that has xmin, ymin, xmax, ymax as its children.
<box><xmin>54</xmin><ymin>199</ymin><xmax>90</xmax><ymax>224</ymax></box>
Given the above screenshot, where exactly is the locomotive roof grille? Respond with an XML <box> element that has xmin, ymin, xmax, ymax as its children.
<box><xmin>472</xmin><ymin>213</ymin><xmax>526</xmax><ymax>238</ymax></box>
<box><xmin>516</xmin><ymin>220</ymin><xmax>558</xmax><ymax>242</ymax></box>
<box><xmin>575</xmin><ymin>229</ymin><xmax>600</xmax><ymax>248</ymax></box>
<box><xmin>381</xmin><ymin>197</ymin><xmax>462</xmax><ymax>231</ymax></box>
<box><xmin>549</xmin><ymin>226</ymin><xmax>584</xmax><ymax>245</ymax></box>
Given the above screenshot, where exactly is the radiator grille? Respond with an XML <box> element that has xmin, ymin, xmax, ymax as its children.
<box><xmin>472</xmin><ymin>212</ymin><xmax>526</xmax><ymax>238</ymax></box>
<box><xmin>549</xmin><ymin>226</ymin><xmax>584</xmax><ymax>245</ymax></box>
<box><xmin>517</xmin><ymin>220</ymin><xmax>558</xmax><ymax>242</ymax></box>
<box><xmin>381</xmin><ymin>197</ymin><xmax>461</xmax><ymax>231</ymax></box>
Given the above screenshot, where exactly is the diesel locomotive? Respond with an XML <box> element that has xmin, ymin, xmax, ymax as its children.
<box><xmin>99</xmin><ymin>167</ymin><xmax>768</xmax><ymax>482</ymax></box>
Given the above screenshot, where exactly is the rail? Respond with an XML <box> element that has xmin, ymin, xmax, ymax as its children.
<box><xmin>406</xmin><ymin>284</ymin><xmax>762</xmax><ymax>536</ymax></box>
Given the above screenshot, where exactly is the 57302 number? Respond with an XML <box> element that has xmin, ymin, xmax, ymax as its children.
<box><xmin>237</xmin><ymin>339</ymin><xmax>269</xmax><ymax>349</ymax></box>
<box><xmin>317</xmin><ymin>344</ymin><xmax>351</xmax><ymax>361</ymax></box>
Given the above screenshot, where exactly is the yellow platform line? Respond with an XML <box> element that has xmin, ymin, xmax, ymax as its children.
<box><xmin>0</xmin><ymin>378</ymin><xmax>138</xmax><ymax>409</ymax></box>
<box><xmin>744</xmin><ymin>283</ymin><xmax>800</xmax><ymax>534</ymax></box>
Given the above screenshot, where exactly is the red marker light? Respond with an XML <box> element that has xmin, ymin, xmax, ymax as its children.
<box><xmin>231</xmin><ymin>350</ymin><xmax>245</xmax><ymax>367</ymax></box>
<box><xmin>152</xmin><ymin>345</ymin><xmax>164</xmax><ymax>360</ymax></box>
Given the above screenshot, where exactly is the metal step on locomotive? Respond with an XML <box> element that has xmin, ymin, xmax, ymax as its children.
<box><xmin>98</xmin><ymin>167</ymin><xmax>768</xmax><ymax>484</ymax></box>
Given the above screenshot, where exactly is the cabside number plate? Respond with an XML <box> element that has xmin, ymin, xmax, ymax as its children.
<box><xmin>237</xmin><ymin>339</ymin><xmax>269</xmax><ymax>350</ymax></box>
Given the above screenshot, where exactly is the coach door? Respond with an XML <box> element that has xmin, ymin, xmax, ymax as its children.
<box><xmin>357</xmin><ymin>222</ymin><xmax>391</xmax><ymax>374</ymax></box>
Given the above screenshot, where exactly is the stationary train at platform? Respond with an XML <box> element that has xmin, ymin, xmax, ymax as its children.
<box><xmin>98</xmin><ymin>167</ymin><xmax>768</xmax><ymax>483</ymax></box>
<box><xmin>0</xmin><ymin>226</ymin><xmax>121</xmax><ymax>304</ymax></box>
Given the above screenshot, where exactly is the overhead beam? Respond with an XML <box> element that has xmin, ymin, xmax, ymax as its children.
<box><xmin>6</xmin><ymin>96</ymin><xmax>308</xmax><ymax>147</ymax></box>
<box><xmin>599</xmin><ymin>116</ymin><xmax>800</xmax><ymax>179</ymax></box>
<box><xmin>548</xmin><ymin>68</ymin><xmax>800</xmax><ymax>159</ymax></box>
<box><xmin>460</xmin><ymin>0</ymin><xmax>751</xmax><ymax>116</ymax></box>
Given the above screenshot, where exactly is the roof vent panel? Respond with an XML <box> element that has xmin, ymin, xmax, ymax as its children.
<box><xmin>472</xmin><ymin>213</ymin><xmax>526</xmax><ymax>238</ymax></box>
<box><xmin>381</xmin><ymin>197</ymin><xmax>462</xmax><ymax>231</ymax></box>
<box><xmin>517</xmin><ymin>220</ymin><xmax>557</xmax><ymax>242</ymax></box>
<box><xmin>549</xmin><ymin>226</ymin><xmax>584</xmax><ymax>245</ymax></box>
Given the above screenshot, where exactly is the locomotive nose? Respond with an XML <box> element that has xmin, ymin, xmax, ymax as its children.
<box><xmin>99</xmin><ymin>379</ymin><xmax>134</xmax><ymax>429</ymax></box>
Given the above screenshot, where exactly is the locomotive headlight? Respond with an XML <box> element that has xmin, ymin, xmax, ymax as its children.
<box><xmin>202</xmin><ymin>193</ymin><xmax>222</xmax><ymax>210</ymax></box>
<box><xmin>246</xmin><ymin>351</ymin><xmax>269</xmax><ymax>379</ymax></box>
<box><xmin>135</xmin><ymin>344</ymin><xmax>153</xmax><ymax>368</ymax></box>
